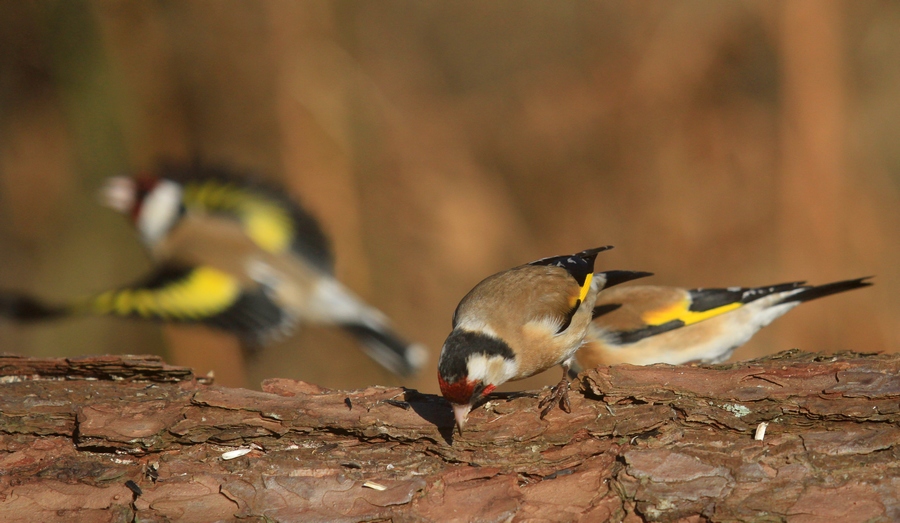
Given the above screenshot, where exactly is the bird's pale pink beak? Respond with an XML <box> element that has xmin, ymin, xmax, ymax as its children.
<box><xmin>452</xmin><ymin>403</ymin><xmax>472</xmax><ymax>434</ymax></box>
<box><xmin>99</xmin><ymin>176</ymin><xmax>136</xmax><ymax>214</ymax></box>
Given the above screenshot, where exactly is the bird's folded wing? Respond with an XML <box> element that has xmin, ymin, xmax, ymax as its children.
<box><xmin>591</xmin><ymin>284</ymin><xmax>801</xmax><ymax>345</ymax></box>
<box><xmin>165</xmin><ymin>166</ymin><xmax>334</xmax><ymax>273</ymax></box>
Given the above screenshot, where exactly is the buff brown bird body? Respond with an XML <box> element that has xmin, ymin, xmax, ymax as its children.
<box><xmin>0</xmin><ymin>165</ymin><xmax>427</xmax><ymax>377</ymax></box>
<box><xmin>437</xmin><ymin>246</ymin><xmax>651</xmax><ymax>432</ymax></box>
<box><xmin>576</xmin><ymin>277</ymin><xmax>872</xmax><ymax>369</ymax></box>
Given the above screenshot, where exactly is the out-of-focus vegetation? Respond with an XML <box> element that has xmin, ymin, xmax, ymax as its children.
<box><xmin>0</xmin><ymin>1</ymin><xmax>896</xmax><ymax>393</ymax></box>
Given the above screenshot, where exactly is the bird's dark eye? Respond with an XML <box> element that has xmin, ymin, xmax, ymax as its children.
<box><xmin>472</xmin><ymin>382</ymin><xmax>487</xmax><ymax>398</ymax></box>
<box><xmin>133</xmin><ymin>177</ymin><xmax>160</xmax><ymax>207</ymax></box>
<box><xmin>136</xmin><ymin>177</ymin><xmax>157</xmax><ymax>193</ymax></box>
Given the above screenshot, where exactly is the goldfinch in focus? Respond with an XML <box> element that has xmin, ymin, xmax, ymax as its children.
<box><xmin>576</xmin><ymin>277</ymin><xmax>873</xmax><ymax>369</ymax></box>
<box><xmin>0</xmin><ymin>165</ymin><xmax>428</xmax><ymax>377</ymax></box>
<box><xmin>437</xmin><ymin>246</ymin><xmax>652</xmax><ymax>432</ymax></box>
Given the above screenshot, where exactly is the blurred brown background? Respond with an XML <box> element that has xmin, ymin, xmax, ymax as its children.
<box><xmin>0</xmin><ymin>1</ymin><xmax>896</xmax><ymax>394</ymax></box>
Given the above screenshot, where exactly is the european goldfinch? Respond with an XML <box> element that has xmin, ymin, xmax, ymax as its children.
<box><xmin>0</xmin><ymin>165</ymin><xmax>428</xmax><ymax>377</ymax></box>
<box><xmin>576</xmin><ymin>277</ymin><xmax>873</xmax><ymax>369</ymax></box>
<box><xmin>437</xmin><ymin>246</ymin><xmax>652</xmax><ymax>432</ymax></box>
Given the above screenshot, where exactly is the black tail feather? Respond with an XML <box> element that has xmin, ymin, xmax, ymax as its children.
<box><xmin>341</xmin><ymin>323</ymin><xmax>427</xmax><ymax>377</ymax></box>
<box><xmin>600</xmin><ymin>270</ymin><xmax>654</xmax><ymax>289</ymax></box>
<box><xmin>776</xmin><ymin>277</ymin><xmax>873</xmax><ymax>306</ymax></box>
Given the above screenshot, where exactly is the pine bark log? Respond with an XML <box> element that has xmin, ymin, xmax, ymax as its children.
<box><xmin>0</xmin><ymin>350</ymin><xmax>898</xmax><ymax>522</ymax></box>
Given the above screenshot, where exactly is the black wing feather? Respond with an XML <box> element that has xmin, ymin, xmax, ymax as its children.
<box><xmin>529</xmin><ymin>246</ymin><xmax>613</xmax><ymax>286</ymax></box>
<box><xmin>688</xmin><ymin>282</ymin><xmax>805</xmax><ymax>312</ymax></box>
<box><xmin>609</xmin><ymin>319</ymin><xmax>686</xmax><ymax>345</ymax></box>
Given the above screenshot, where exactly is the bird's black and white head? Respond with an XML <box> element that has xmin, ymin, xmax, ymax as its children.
<box><xmin>101</xmin><ymin>175</ymin><xmax>185</xmax><ymax>248</ymax></box>
<box><xmin>437</xmin><ymin>329</ymin><xmax>518</xmax><ymax>432</ymax></box>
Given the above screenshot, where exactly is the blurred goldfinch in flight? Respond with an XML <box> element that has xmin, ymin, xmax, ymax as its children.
<box><xmin>576</xmin><ymin>277</ymin><xmax>872</xmax><ymax>369</ymax></box>
<box><xmin>0</xmin><ymin>165</ymin><xmax>427</xmax><ymax>377</ymax></box>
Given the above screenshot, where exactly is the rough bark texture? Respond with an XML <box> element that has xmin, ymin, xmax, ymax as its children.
<box><xmin>0</xmin><ymin>350</ymin><xmax>898</xmax><ymax>522</ymax></box>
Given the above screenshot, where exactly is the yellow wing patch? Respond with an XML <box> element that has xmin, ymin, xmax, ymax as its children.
<box><xmin>641</xmin><ymin>297</ymin><xmax>742</xmax><ymax>327</ymax></box>
<box><xmin>241</xmin><ymin>202</ymin><xmax>292</xmax><ymax>253</ymax></box>
<box><xmin>579</xmin><ymin>273</ymin><xmax>594</xmax><ymax>302</ymax></box>
<box><xmin>184</xmin><ymin>181</ymin><xmax>294</xmax><ymax>254</ymax></box>
<box><xmin>569</xmin><ymin>273</ymin><xmax>595</xmax><ymax>308</ymax></box>
<box><xmin>90</xmin><ymin>267</ymin><xmax>241</xmax><ymax>319</ymax></box>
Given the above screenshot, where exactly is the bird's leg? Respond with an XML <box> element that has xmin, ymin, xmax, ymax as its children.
<box><xmin>538</xmin><ymin>363</ymin><xmax>572</xmax><ymax>419</ymax></box>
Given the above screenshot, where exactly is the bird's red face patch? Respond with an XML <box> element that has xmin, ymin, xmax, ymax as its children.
<box><xmin>438</xmin><ymin>374</ymin><xmax>495</xmax><ymax>405</ymax></box>
<box><xmin>438</xmin><ymin>374</ymin><xmax>476</xmax><ymax>405</ymax></box>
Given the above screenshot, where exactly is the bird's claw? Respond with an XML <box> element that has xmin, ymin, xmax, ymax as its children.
<box><xmin>538</xmin><ymin>378</ymin><xmax>571</xmax><ymax>419</ymax></box>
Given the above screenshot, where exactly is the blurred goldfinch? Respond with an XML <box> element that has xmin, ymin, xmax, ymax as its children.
<box><xmin>0</xmin><ymin>164</ymin><xmax>427</xmax><ymax>377</ymax></box>
<box><xmin>437</xmin><ymin>245</ymin><xmax>652</xmax><ymax>431</ymax></box>
<box><xmin>576</xmin><ymin>277</ymin><xmax>872</xmax><ymax>369</ymax></box>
